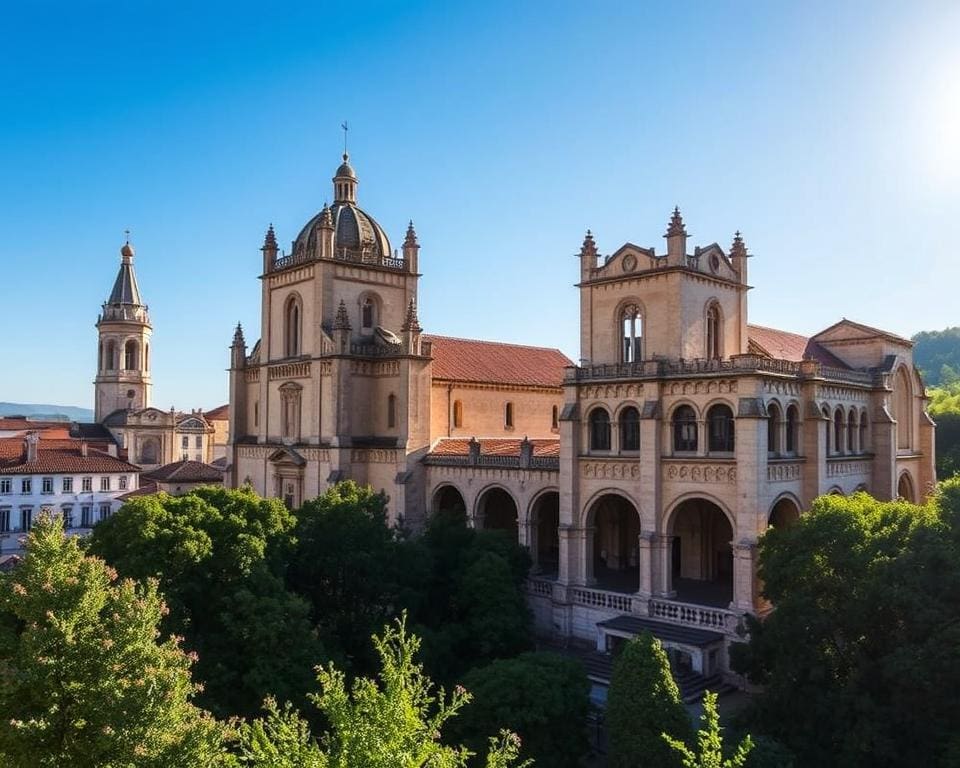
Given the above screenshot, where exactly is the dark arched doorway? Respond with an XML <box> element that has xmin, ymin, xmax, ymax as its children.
<box><xmin>476</xmin><ymin>487</ymin><xmax>519</xmax><ymax>535</ymax></box>
<box><xmin>529</xmin><ymin>492</ymin><xmax>559</xmax><ymax>576</ymax></box>
<box><xmin>897</xmin><ymin>472</ymin><xmax>915</xmax><ymax>502</ymax></box>
<box><xmin>433</xmin><ymin>485</ymin><xmax>467</xmax><ymax>515</ymax></box>
<box><xmin>768</xmin><ymin>497</ymin><xmax>801</xmax><ymax>530</ymax></box>
<box><xmin>589</xmin><ymin>494</ymin><xmax>641</xmax><ymax>592</ymax></box>
<box><xmin>668</xmin><ymin>498</ymin><xmax>733</xmax><ymax>607</ymax></box>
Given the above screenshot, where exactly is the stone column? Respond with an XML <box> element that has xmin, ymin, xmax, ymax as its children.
<box><xmin>636</xmin><ymin>532</ymin><xmax>653</xmax><ymax>598</ymax></box>
<box><xmin>652</xmin><ymin>533</ymin><xmax>675</xmax><ymax>597</ymax></box>
<box><xmin>731</xmin><ymin>540</ymin><xmax>757</xmax><ymax>613</ymax></box>
<box><xmin>558</xmin><ymin>524</ymin><xmax>582</xmax><ymax>585</ymax></box>
<box><xmin>583</xmin><ymin>526</ymin><xmax>596</xmax><ymax>585</ymax></box>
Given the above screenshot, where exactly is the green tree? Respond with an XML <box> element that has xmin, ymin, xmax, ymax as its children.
<box><xmin>663</xmin><ymin>692</ymin><xmax>752</xmax><ymax>768</ymax></box>
<box><xmin>235</xmin><ymin>616</ymin><xmax>529</xmax><ymax>768</ymax></box>
<box><xmin>448</xmin><ymin>652</ymin><xmax>590</xmax><ymax>767</ymax></box>
<box><xmin>606</xmin><ymin>633</ymin><xmax>692</xmax><ymax>768</ymax></box>
<box><xmin>287</xmin><ymin>481</ymin><xmax>405</xmax><ymax>674</ymax></box>
<box><xmin>87</xmin><ymin>486</ymin><xmax>324</xmax><ymax>718</ymax></box>
<box><xmin>732</xmin><ymin>489</ymin><xmax>960</xmax><ymax>767</ymax></box>
<box><xmin>0</xmin><ymin>513</ymin><xmax>225</xmax><ymax>767</ymax></box>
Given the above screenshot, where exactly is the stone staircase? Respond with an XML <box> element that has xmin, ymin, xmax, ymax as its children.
<box><xmin>672</xmin><ymin>666</ymin><xmax>737</xmax><ymax>704</ymax></box>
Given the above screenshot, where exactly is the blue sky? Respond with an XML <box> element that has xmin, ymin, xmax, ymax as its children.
<box><xmin>2</xmin><ymin>0</ymin><xmax>958</xmax><ymax>410</ymax></box>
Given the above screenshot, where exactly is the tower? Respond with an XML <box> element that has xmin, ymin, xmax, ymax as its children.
<box><xmin>94</xmin><ymin>239</ymin><xmax>152</xmax><ymax>421</ymax></box>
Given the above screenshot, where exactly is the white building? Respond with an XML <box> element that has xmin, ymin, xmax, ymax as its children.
<box><xmin>0</xmin><ymin>432</ymin><xmax>140</xmax><ymax>552</ymax></box>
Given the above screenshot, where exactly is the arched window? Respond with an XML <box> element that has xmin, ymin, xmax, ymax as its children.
<box><xmin>453</xmin><ymin>400</ymin><xmax>463</xmax><ymax>428</ymax></box>
<box><xmin>388</xmin><ymin>394</ymin><xmax>396</xmax><ymax>428</ymax></box>
<box><xmin>504</xmin><ymin>402</ymin><xmax>514</xmax><ymax>429</ymax></box>
<box><xmin>98</xmin><ymin>342</ymin><xmax>104</xmax><ymax>372</ymax></box>
<box><xmin>673</xmin><ymin>405</ymin><xmax>698</xmax><ymax>453</ymax></box>
<box><xmin>139</xmin><ymin>438</ymin><xmax>159</xmax><ymax>465</ymax></box>
<box><xmin>620</xmin><ymin>406</ymin><xmax>640</xmax><ymax>451</ymax></box>
<box><xmin>551</xmin><ymin>405</ymin><xmax>559</xmax><ymax>431</ymax></box>
<box><xmin>124</xmin><ymin>339</ymin><xmax>139</xmax><ymax>371</ymax></box>
<box><xmin>706</xmin><ymin>303</ymin><xmax>722</xmax><ymax>359</ymax></box>
<box><xmin>589</xmin><ymin>408</ymin><xmax>611</xmax><ymax>451</ymax></box>
<box><xmin>361</xmin><ymin>297</ymin><xmax>375</xmax><ymax>330</ymax></box>
<box><xmin>822</xmin><ymin>405</ymin><xmax>832</xmax><ymax>454</ymax></box>
<box><xmin>106</xmin><ymin>340</ymin><xmax>117</xmax><ymax>370</ymax></box>
<box><xmin>284</xmin><ymin>296</ymin><xmax>301</xmax><ymax>357</ymax></box>
<box><xmin>621</xmin><ymin>304</ymin><xmax>642</xmax><ymax>363</ymax></box>
<box><xmin>786</xmin><ymin>405</ymin><xmax>799</xmax><ymax>454</ymax></box>
<box><xmin>859</xmin><ymin>410</ymin><xmax>868</xmax><ymax>453</ymax></box>
<box><xmin>707</xmin><ymin>404</ymin><xmax>735</xmax><ymax>452</ymax></box>
<box><xmin>847</xmin><ymin>410</ymin><xmax>857</xmax><ymax>453</ymax></box>
<box><xmin>144</xmin><ymin>343</ymin><xmax>150</xmax><ymax>371</ymax></box>
<box><xmin>894</xmin><ymin>367</ymin><xmax>912</xmax><ymax>450</ymax></box>
<box><xmin>834</xmin><ymin>408</ymin><xmax>844</xmax><ymax>455</ymax></box>
<box><xmin>767</xmin><ymin>402</ymin><xmax>782</xmax><ymax>454</ymax></box>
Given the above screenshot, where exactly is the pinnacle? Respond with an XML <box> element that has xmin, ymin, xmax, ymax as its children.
<box><xmin>665</xmin><ymin>206</ymin><xmax>686</xmax><ymax>237</ymax></box>
<box><xmin>333</xmin><ymin>299</ymin><xmax>352</xmax><ymax>330</ymax></box>
<box><xmin>263</xmin><ymin>224</ymin><xmax>278</xmax><ymax>250</ymax></box>
<box><xmin>401</xmin><ymin>298</ymin><xmax>422</xmax><ymax>332</ymax></box>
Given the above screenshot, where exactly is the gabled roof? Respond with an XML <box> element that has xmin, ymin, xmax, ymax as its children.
<box><xmin>811</xmin><ymin>318</ymin><xmax>912</xmax><ymax>346</ymax></box>
<box><xmin>429</xmin><ymin>438</ymin><xmax>560</xmax><ymax>458</ymax></box>
<box><xmin>145</xmin><ymin>460</ymin><xmax>223</xmax><ymax>483</ymax></box>
<box><xmin>747</xmin><ymin>324</ymin><xmax>850</xmax><ymax>368</ymax></box>
<box><xmin>204</xmin><ymin>404</ymin><xmax>229</xmax><ymax>421</ymax></box>
<box><xmin>424</xmin><ymin>335</ymin><xmax>572</xmax><ymax>388</ymax></box>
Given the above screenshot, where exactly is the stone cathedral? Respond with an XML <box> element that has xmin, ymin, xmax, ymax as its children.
<box><xmin>226</xmin><ymin>151</ymin><xmax>935</xmax><ymax>679</ymax></box>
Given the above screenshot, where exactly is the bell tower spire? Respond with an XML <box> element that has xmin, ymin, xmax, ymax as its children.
<box><xmin>94</xmin><ymin>238</ymin><xmax>153</xmax><ymax>422</ymax></box>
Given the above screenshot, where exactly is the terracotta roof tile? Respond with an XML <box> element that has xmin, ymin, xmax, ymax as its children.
<box><xmin>0</xmin><ymin>440</ymin><xmax>140</xmax><ymax>475</ymax></box>
<box><xmin>747</xmin><ymin>324</ymin><xmax>850</xmax><ymax>369</ymax></box>
<box><xmin>145</xmin><ymin>460</ymin><xmax>224</xmax><ymax>483</ymax></box>
<box><xmin>204</xmin><ymin>404</ymin><xmax>230</xmax><ymax>421</ymax></box>
<box><xmin>423</xmin><ymin>335</ymin><xmax>572</xmax><ymax>388</ymax></box>
<box><xmin>429</xmin><ymin>438</ymin><xmax>560</xmax><ymax>458</ymax></box>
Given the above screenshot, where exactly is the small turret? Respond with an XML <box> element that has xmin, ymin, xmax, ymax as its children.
<box><xmin>231</xmin><ymin>322</ymin><xmax>247</xmax><ymax>369</ymax></box>
<box><xmin>579</xmin><ymin>230</ymin><xmax>598</xmax><ymax>280</ymax></box>
<box><xmin>401</xmin><ymin>298</ymin><xmax>422</xmax><ymax>355</ymax></box>
<box><xmin>403</xmin><ymin>221</ymin><xmax>420</xmax><ymax>273</ymax></box>
<box><xmin>665</xmin><ymin>207</ymin><xmax>687</xmax><ymax>262</ymax></box>
<box><xmin>318</xmin><ymin>204</ymin><xmax>334</xmax><ymax>259</ymax></box>
<box><xmin>333</xmin><ymin>153</ymin><xmax>358</xmax><ymax>204</ymax></box>
<box><xmin>332</xmin><ymin>299</ymin><xmax>351</xmax><ymax>353</ymax></box>
<box><xmin>730</xmin><ymin>230</ymin><xmax>749</xmax><ymax>284</ymax></box>
<box><xmin>261</xmin><ymin>224</ymin><xmax>278</xmax><ymax>272</ymax></box>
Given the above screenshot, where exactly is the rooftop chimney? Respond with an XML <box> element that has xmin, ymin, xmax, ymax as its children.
<box><xmin>80</xmin><ymin>441</ymin><xmax>88</xmax><ymax>458</ymax></box>
<box><xmin>25</xmin><ymin>432</ymin><xmax>39</xmax><ymax>463</ymax></box>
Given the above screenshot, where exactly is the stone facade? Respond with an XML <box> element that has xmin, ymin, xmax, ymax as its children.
<box><xmin>227</xmin><ymin>154</ymin><xmax>936</xmax><ymax>676</ymax></box>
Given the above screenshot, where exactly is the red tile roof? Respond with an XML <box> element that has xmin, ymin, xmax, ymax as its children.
<box><xmin>0</xmin><ymin>439</ymin><xmax>139</xmax><ymax>475</ymax></box>
<box><xmin>747</xmin><ymin>324</ymin><xmax>850</xmax><ymax>368</ymax></box>
<box><xmin>118</xmin><ymin>479</ymin><xmax>158</xmax><ymax>500</ymax></box>
<box><xmin>429</xmin><ymin>438</ymin><xmax>560</xmax><ymax>458</ymax></box>
<box><xmin>145</xmin><ymin>460</ymin><xmax>224</xmax><ymax>483</ymax></box>
<box><xmin>424</xmin><ymin>335</ymin><xmax>572</xmax><ymax>388</ymax></box>
<box><xmin>204</xmin><ymin>404</ymin><xmax>230</xmax><ymax>421</ymax></box>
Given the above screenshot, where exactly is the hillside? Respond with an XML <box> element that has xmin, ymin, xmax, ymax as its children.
<box><xmin>0</xmin><ymin>402</ymin><xmax>94</xmax><ymax>422</ymax></box>
<box><xmin>912</xmin><ymin>327</ymin><xmax>960</xmax><ymax>386</ymax></box>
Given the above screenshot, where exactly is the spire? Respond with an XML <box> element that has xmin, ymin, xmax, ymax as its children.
<box><xmin>730</xmin><ymin>230</ymin><xmax>748</xmax><ymax>260</ymax></box>
<box><xmin>580</xmin><ymin>229</ymin><xmax>597</xmax><ymax>258</ymax></box>
<box><xmin>262</xmin><ymin>224</ymin><xmax>277</xmax><ymax>251</ymax></box>
<box><xmin>333</xmin><ymin>299</ymin><xmax>351</xmax><ymax>330</ymax></box>
<box><xmin>232</xmin><ymin>322</ymin><xmax>245</xmax><ymax>347</ymax></box>
<box><xmin>665</xmin><ymin>206</ymin><xmax>686</xmax><ymax>237</ymax></box>
<box><xmin>401</xmin><ymin>299</ymin><xmax>422</xmax><ymax>333</ymax></box>
<box><xmin>404</xmin><ymin>220</ymin><xmax>418</xmax><ymax>247</ymax></box>
<box><xmin>108</xmin><ymin>239</ymin><xmax>144</xmax><ymax>306</ymax></box>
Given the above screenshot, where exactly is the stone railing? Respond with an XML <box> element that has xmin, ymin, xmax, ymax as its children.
<box><xmin>567</xmin><ymin>355</ymin><xmax>882</xmax><ymax>387</ymax></box>
<box><xmin>270</xmin><ymin>249</ymin><xmax>407</xmax><ymax>274</ymax></box>
<box><xmin>826</xmin><ymin>457</ymin><xmax>872</xmax><ymax>477</ymax></box>
<box><xmin>648</xmin><ymin>598</ymin><xmax>737</xmax><ymax>633</ymax></box>
<box><xmin>349</xmin><ymin>342</ymin><xmax>403</xmax><ymax>358</ymax></box>
<box><xmin>570</xmin><ymin>586</ymin><xmax>633</xmax><ymax>613</ymax></box>
<box><xmin>528</xmin><ymin>578</ymin><xmax>554</xmax><ymax>598</ymax></box>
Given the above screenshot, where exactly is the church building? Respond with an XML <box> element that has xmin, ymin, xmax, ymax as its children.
<box><xmin>226</xmin><ymin>151</ymin><xmax>936</xmax><ymax>679</ymax></box>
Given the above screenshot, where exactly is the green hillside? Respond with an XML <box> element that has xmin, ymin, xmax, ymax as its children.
<box><xmin>913</xmin><ymin>327</ymin><xmax>960</xmax><ymax>386</ymax></box>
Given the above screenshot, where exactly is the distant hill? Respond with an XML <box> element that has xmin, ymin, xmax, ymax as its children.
<box><xmin>0</xmin><ymin>402</ymin><xmax>94</xmax><ymax>422</ymax></box>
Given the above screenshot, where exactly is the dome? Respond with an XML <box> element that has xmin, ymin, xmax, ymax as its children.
<box><xmin>120</xmin><ymin>241</ymin><xmax>135</xmax><ymax>261</ymax></box>
<box><xmin>335</xmin><ymin>153</ymin><xmax>356</xmax><ymax>179</ymax></box>
<box><xmin>292</xmin><ymin>201</ymin><xmax>392</xmax><ymax>261</ymax></box>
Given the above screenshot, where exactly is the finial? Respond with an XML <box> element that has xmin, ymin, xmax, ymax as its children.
<box><xmin>333</xmin><ymin>299</ymin><xmax>351</xmax><ymax>330</ymax></box>
<box><xmin>404</xmin><ymin>220</ymin><xmax>418</xmax><ymax>247</ymax></box>
<box><xmin>665</xmin><ymin>207</ymin><xmax>686</xmax><ymax>237</ymax></box>
<box><xmin>580</xmin><ymin>229</ymin><xmax>597</xmax><ymax>257</ymax></box>
<box><xmin>320</xmin><ymin>204</ymin><xmax>334</xmax><ymax>229</ymax></box>
<box><xmin>341</xmin><ymin>121</ymin><xmax>349</xmax><ymax>156</ymax></box>
<box><xmin>401</xmin><ymin>299</ymin><xmax>422</xmax><ymax>332</ymax></box>
<box><xmin>120</xmin><ymin>236</ymin><xmax>135</xmax><ymax>263</ymax></box>
<box><xmin>262</xmin><ymin>223</ymin><xmax>277</xmax><ymax>250</ymax></box>
<box><xmin>232</xmin><ymin>322</ymin><xmax>245</xmax><ymax>346</ymax></box>
<box><xmin>730</xmin><ymin>230</ymin><xmax>748</xmax><ymax>259</ymax></box>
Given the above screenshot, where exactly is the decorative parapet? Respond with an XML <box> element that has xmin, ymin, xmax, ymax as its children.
<box><xmin>826</xmin><ymin>457</ymin><xmax>873</xmax><ymax>477</ymax></box>
<box><xmin>423</xmin><ymin>452</ymin><xmax>559</xmax><ymax>472</ymax></box>
<box><xmin>244</xmin><ymin>368</ymin><xmax>260</xmax><ymax>383</ymax></box>
<box><xmin>268</xmin><ymin>362</ymin><xmax>311</xmax><ymax>380</ymax></box>
<box><xmin>271</xmin><ymin>248</ymin><xmax>407</xmax><ymax>274</ymax></box>
<box><xmin>567</xmin><ymin>355</ymin><xmax>883</xmax><ymax>388</ymax></box>
<box><xmin>580</xmin><ymin>460</ymin><xmax>641</xmax><ymax>480</ymax></box>
<box><xmin>663</xmin><ymin>461</ymin><xmax>737</xmax><ymax>484</ymax></box>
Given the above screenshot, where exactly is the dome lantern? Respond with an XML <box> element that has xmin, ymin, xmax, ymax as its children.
<box><xmin>333</xmin><ymin>153</ymin><xmax>358</xmax><ymax>204</ymax></box>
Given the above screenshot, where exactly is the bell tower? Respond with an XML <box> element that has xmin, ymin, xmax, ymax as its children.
<box><xmin>94</xmin><ymin>239</ymin><xmax>153</xmax><ymax>422</ymax></box>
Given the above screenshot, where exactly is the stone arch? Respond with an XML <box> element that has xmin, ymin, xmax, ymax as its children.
<box><xmin>827</xmin><ymin>486</ymin><xmax>844</xmax><ymax>496</ymax></box>
<box><xmin>283</xmin><ymin>292</ymin><xmax>303</xmax><ymax>357</ymax></box>
<box><xmin>664</xmin><ymin>495</ymin><xmax>735</xmax><ymax>606</ymax></box>
<box><xmin>474</xmin><ymin>485</ymin><xmax>519</xmax><ymax>534</ymax></box>
<box><xmin>705</xmin><ymin>401</ymin><xmax>736</xmax><ymax>453</ymax></box>
<box><xmin>768</xmin><ymin>493</ymin><xmax>802</xmax><ymax>529</ymax></box>
<box><xmin>704</xmin><ymin>298</ymin><xmax>723</xmax><ymax>359</ymax></box>
<box><xmin>431</xmin><ymin>483</ymin><xmax>468</xmax><ymax>518</ymax></box>
<box><xmin>613</xmin><ymin>297</ymin><xmax>647</xmax><ymax>364</ymax></box>
<box><xmin>527</xmin><ymin>489</ymin><xmax>560</xmax><ymax>575</ymax></box>
<box><xmin>357</xmin><ymin>290</ymin><xmax>382</xmax><ymax>332</ymax></box>
<box><xmin>616</xmin><ymin>401</ymin><xmax>642</xmax><ymax>452</ymax></box>
<box><xmin>585</xmin><ymin>492</ymin><xmax>642</xmax><ymax>592</ymax></box>
<box><xmin>893</xmin><ymin>365</ymin><xmax>913</xmax><ymax>450</ymax></box>
<box><xmin>669</xmin><ymin>401</ymin><xmax>700</xmax><ymax>453</ymax></box>
<box><xmin>104</xmin><ymin>339</ymin><xmax>118</xmax><ymax>371</ymax></box>
<box><xmin>138</xmin><ymin>436</ymin><xmax>160</xmax><ymax>465</ymax></box>
<box><xmin>586</xmin><ymin>404</ymin><xmax>612</xmax><ymax>452</ymax></box>
<box><xmin>124</xmin><ymin>338</ymin><xmax>140</xmax><ymax>371</ymax></box>
<box><xmin>897</xmin><ymin>471</ymin><xmax>916</xmax><ymax>502</ymax></box>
